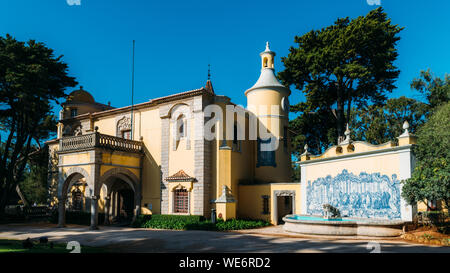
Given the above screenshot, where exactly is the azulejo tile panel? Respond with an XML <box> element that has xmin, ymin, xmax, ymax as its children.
<box><xmin>306</xmin><ymin>169</ymin><xmax>401</xmax><ymax>219</ymax></box>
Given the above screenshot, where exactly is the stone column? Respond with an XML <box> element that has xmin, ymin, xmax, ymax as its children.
<box><xmin>57</xmin><ymin>197</ymin><xmax>66</xmax><ymax>228</ymax></box>
<box><xmin>133</xmin><ymin>190</ymin><xmax>142</xmax><ymax>223</ymax></box>
<box><xmin>160</xmin><ymin>117</ymin><xmax>170</xmax><ymax>214</ymax></box>
<box><xmin>90</xmin><ymin>195</ymin><xmax>99</xmax><ymax>230</ymax></box>
<box><xmin>104</xmin><ymin>196</ymin><xmax>111</xmax><ymax>225</ymax></box>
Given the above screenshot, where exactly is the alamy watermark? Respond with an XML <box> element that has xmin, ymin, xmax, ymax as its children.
<box><xmin>169</xmin><ymin>104</ymin><xmax>286</xmax><ymax>152</ymax></box>
<box><xmin>66</xmin><ymin>0</ymin><xmax>81</xmax><ymax>6</ymax></box>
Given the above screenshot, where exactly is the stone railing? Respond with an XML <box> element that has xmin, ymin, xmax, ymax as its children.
<box><xmin>59</xmin><ymin>132</ymin><xmax>143</xmax><ymax>153</ymax></box>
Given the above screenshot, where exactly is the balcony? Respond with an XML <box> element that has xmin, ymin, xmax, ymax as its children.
<box><xmin>59</xmin><ymin>132</ymin><xmax>143</xmax><ymax>154</ymax></box>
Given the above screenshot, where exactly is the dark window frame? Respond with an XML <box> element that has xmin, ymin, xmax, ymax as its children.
<box><xmin>262</xmin><ymin>195</ymin><xmax>270</xmax><ymax>215</ymax></box>
<box><xmin>256</xmin><ymin>138</ymin><xmax>276</xmax><ymax>167</ymax></box>
<box><xmin>174</xmin><ymin>188</ymin><xmax>189</xmax><ymax>213</ymax></box>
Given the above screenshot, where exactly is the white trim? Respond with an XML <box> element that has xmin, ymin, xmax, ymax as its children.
<box><xmin>398</xmin><ymin>149</ymin><xmax>415</xmax><ymax>221</ymax></box>
<box><xmin>298</xmin><ymin>146</ymin><xmax>412</xmax><ymax>167</ymax></box>
<box><xmin>300</xmin><ymin>165</ymin><xmax>307</xmax><ymax>214</ymax></box>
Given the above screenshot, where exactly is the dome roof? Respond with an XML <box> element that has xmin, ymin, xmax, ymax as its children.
<box><xmin>247</xmin><ymin>68</ymin><xmax>285</xmax><ymax>91</ymax></box>
<box><xmin>245</xmin><ymin>42</ymin><xmax>290</xmax><ymax>96</ymax></box>
<box><xmin>67</xmin><ymin>86</ymin><xmax>95</xmax><ymax>103</ymax></box>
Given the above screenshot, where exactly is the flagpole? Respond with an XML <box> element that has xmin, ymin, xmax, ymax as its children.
<box><xmin>130</xmin><ymin>40</ymin><xmax>135</xmax><ymax>140</ymax></box>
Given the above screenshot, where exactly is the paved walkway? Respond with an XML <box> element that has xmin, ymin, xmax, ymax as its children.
<box><xmin>0</xmin><ymin>223</ymin><xmax>448</xmax><ymax>253</ymax></box>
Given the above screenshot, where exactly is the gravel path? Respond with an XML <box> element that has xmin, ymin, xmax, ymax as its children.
<box><xmin>0</xmin><ymin>223</ymin><xmax>448</xmax><ymax>253</ymax></box>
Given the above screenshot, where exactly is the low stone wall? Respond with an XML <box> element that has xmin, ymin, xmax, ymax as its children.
<box><xmin>283</xmin><ymin>215</ymin><xmax>405</xmax><ymax>237</ymax></box>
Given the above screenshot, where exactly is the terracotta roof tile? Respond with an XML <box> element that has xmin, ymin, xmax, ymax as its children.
<box><xmin>166</xmin><ymin>170</ymin><xmax>196</xmax><ymax>182</ymax></box>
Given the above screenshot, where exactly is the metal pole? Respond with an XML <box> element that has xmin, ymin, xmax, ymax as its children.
<box><xmin>130</xmin><ymin>40</ymin><xmax>135</xmax><ymax>140</ymax></box>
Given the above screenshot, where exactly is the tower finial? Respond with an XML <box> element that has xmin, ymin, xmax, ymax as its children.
<box><xmin>207</xmin><ymin>64</ymin><xmax>211</xmax><ymax>81</ymax></box>
<box><xmin>265</xmin><ymin>41</ymin><xmax>270</xmax><ymax>51</ymax></box>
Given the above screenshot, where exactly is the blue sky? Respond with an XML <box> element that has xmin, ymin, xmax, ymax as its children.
<box><xmin>1</xmin><ymin>0</ymin><xmax>449</xmax><ymax>110</ymax></box>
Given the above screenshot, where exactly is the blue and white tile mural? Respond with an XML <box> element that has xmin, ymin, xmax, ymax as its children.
<box><xmin>306</xmin><ymin>169</ymin><xmax>401</xmax><ymax>219</ymax></box>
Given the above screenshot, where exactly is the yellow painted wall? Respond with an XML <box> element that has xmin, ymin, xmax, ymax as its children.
<box><xmin>238</xmin><ymin>183</ymin><xmax>301</xmax><ymax>225</ymax></box>
<box><xmin>61</xmin><ymin>152</ymin><xmax>90</xmax><ymax>166</ymax></box>
<box><xmin>305</xmin><ymin>153</ymin><xmax>401</xmax><ymax>183</ymax></box>
<box><xmin>93</xmin><ymin>107</ymin><xmax>163</xmax><ymax>214</ymax></box>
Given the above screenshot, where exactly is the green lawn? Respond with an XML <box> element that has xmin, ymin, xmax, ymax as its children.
<box><xmin>0</xmin><ymin>239</ymin><xmax>107</xmax><ymax>253</ymax></box>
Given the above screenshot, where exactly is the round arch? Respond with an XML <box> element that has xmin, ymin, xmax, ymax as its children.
<box><xmin>98</xmin><ymin>167</ymin><xmax>141</xmax><ymax>225</ymax></box>
<box><xmin>59</xmin><ymin>166</ymin><xmax>91</xmax><ymax>199</ymax></box>
<box><xmin>168</xmin><ymin>102</ymin><xmax>191</xmax><ymax>119</ymax></box>
<box><xmin>99</xmin><ymin>167</ymin><xmax>139</xmax><ymax>195</ymax></box>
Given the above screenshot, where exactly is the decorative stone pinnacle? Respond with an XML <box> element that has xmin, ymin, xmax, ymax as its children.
<box><xmin>222</xmin><ymin>185</ymin><xmax>228</xmax><ymax>195</ymax></box>
<box><xmin>339</xmin><ymin>123</ymin><xmax>351</xmax><ymax>145</ymax></box>
<box><xmin>265</xmin><ymin>41</ymin><xmax>270</xmax><ymax>51</ymax></box>
<box><xmin>344</xmin><ymin>123</ymin><xmax>350</xmax><ymax>136</ymax></box>
<box><xmin>403</xmin><ymin>121</ymin><xmax>409</xmax><ymax>132</ymax></box>
<box><xmin>304</xmin><ymin>144</ymin><xmax>308</xmax><ymax>153</ymax></box>
<box><xmin>399</xmin><ymin>120</ymin><xmax>410</xmax><ymax>137</ymax></box>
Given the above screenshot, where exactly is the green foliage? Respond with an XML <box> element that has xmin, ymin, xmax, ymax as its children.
<box><xmin>132</xmin><ymin>214</ymin><xmax>205</xmax><ymax>229</ymax></box>
<box><xmin>19</xmin><ymin>146</ymin><xmax>50</xmax><ymax>205</ymax></box>
<box><xmin>0</xmin><ymin>239</ymin><xmax>106</xmax><ymax>253</ymax></box>
<box><xmin>411</xmin><ymin>69</ymin><xmax>450</xmax><ymax>110</ymax></box>
<box><xmin>132</xmin><ymin>214</ymin><xmax>270</xmax><ymax>231</ymax></box>
<box><xmin>279</xmin><ymin>7</ymin><xmax>403</xmax><ymax>145</ymax></box>
<box><xmin>214</xmin><ymin>218</ymin><xmax>270</xmax><ymax>231</ymax></box>
<box><xmin>352</xmin><ymin>96</ymin><xmax>428</xmax><ymax>144</ymax></box>
<box><xmin>0</xmin><ymin>34</ymin><xmax>77</xmax><ymax>215</ymax></box>
<box><xmin>289</xmin><ymin>108</ymin><xmax>337</xmax><ymax>156</ymax></box>
<box><xmin>402</xmin><ymin>102</ymin><xmax>450</xmax><ymax>209</ymax></box>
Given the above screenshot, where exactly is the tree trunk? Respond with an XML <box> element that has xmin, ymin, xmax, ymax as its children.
<box><xmin>336</xmin><ymin>89</ymin><xmax>345</xmax><ymax>138</ymax></box>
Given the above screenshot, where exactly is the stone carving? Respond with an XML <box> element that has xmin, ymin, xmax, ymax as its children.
<box><xmin>73</xmin><ymin>125</ymin><xmax>82</xmax><ymax>136</ymax></box>
<box><xmin>117</xmin><ymin>116</ymin><xmax>131</xmax><ymax>133</ymax></box>
<box><xmin>322</xmin><ymin>204</ymin><xmax>341</xmax><ymax>219</ymax></box>
<box><xmin>306</xmin><ymin>169</ymin><xmax>401</xmax><ymax>219</ymax></box>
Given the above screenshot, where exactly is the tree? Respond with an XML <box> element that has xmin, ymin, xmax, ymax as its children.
<box><xmin>279</xmin><ymin>7</ymin><xmax>403</xmax><ymax>144</ymax></box>
<box><xmin>289</xmin><ymin>106</ymin><xmax>336</xmax><ymax>157</ymax></box>
<box><xmin>0</xmin><ymin>34</ymin><xmax>77</xmax><ymax>216</ymax></box>
<box><xmin>402</xmin><ymin>102</ymin><xmax>450</xmax><ymax>210</ymax></box>
<box><xmin>352</xmin><ymin>96</ymin><xmax>428</xmax><ymax>145</ymax></box>
<box><xmin>411</xmin><ymin>69</ymin><xmax>450</xmax><ymax>110</ymax></box>
<box><xmin>19</xmin><ymin>146</ymin><xmax>50</xmax><ymax>205</ymax></box>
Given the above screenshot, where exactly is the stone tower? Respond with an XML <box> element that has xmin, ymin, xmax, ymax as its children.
<box><xmin>245</xmin><ymin>42</ymin><xmax>292</xmax><ymax>182</ymax></box>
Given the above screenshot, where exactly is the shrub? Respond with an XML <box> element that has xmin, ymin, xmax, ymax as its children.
<box><xmin>49</xmin><ymin>210</ymin><xmax>105</xmax><ymax>226</ymax></box>
<box><xmin>132</xmin><ymin>214</ymin><xmax>270</xmax><ymax>231</ymax></box>
<box><xmin>215</xmin><ymin>218</ymin><xmax>270</xmax><ymax>231</ymax></box>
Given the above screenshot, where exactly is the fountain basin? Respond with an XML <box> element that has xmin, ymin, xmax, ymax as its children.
<box><xmin>283</xmin><ymin>214</ymin><xmax>405</xmax><ymax>237</ymax></box>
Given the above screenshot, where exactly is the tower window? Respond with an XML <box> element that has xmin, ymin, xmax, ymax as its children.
<box><xmin>257</xmin><ymin>138</ymin><xmax>276</xmax><ymax>167</ymax></box>
<box><xmin>263</xmin><ymin>57</ymin><xmax>268</xmax><ymax>68</ymax></box>
<box><xmin>70</xmin><ymin>108</ymin><xmax>78</xmax><ymax>117</ymax></box>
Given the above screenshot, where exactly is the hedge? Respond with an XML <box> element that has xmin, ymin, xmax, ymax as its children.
<box><xmin>132</xmin><ymin>214</ymin><xmax>270</xmax><ymax>231</ymax></box>
<box><xmin>49</xmin><ymin>210</ymin><xmax>105</xmax><ymax>226</ymax></box>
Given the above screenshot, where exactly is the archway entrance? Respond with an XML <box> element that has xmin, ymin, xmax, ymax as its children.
<box><xmin>57</xmin><ymin>167</ymin><xmax>92</xmax><ymax>228</ymax></box>
<box><xmin>109</xmin><ymin>179</ymin><xmax>135</xmax><ymax>224</ymax></box>
<box><xmin>276</xmin><ymin>196</ymin><xmax>293</xmax><ymax>224</ymax></box>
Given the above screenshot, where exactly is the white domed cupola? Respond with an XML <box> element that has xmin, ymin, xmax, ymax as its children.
<box><xmin>261</xmin><ymin>41</ymin><xmax>275</xmax><ymax>69</ymax></box>
<box><xmin>245</xmin><ymin>42</ymin><xmax>290</xmax><ymax>96</ymax></box>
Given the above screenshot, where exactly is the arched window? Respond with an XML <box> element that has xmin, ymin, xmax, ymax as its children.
<box><xmin>177</xmin><ymin>115</ymin><xmax>186</xmax><ymax>138</ymax></box>
<box><xmin>174</xmin><ymin>188</ymin><xmax>189</xmax><ymax>213</ymax></box>
<box><xmin>117</xmin><ymin>116</ymin><xmax>132</xmax><ymax>139</ymax></box>
<box><xmin>70</xmin><ymin>108</ymin><xmax>78</xmax><ymax>117</ymax></box>
<box><xmin>263</xmin><ymin>57</ymin><xmax>268</xmax><ymax>68</ymax></box>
